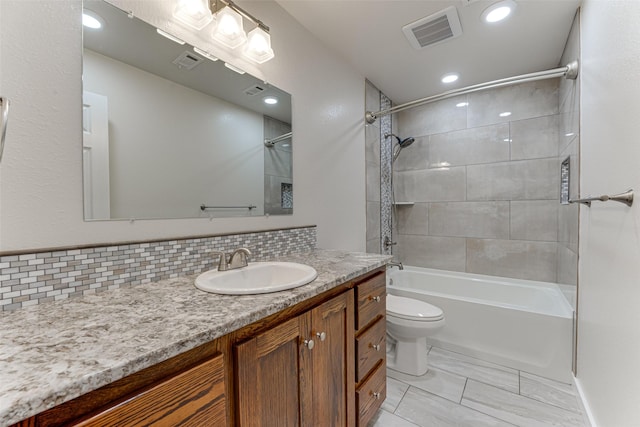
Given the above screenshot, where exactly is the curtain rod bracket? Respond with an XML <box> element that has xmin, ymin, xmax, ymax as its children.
<box><xmin>565</xmin><ymin>60</ymin><xmax>579</xmax><ymax>80</ymax></box>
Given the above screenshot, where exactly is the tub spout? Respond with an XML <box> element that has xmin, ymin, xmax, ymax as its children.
<box><xmin>388</xmin><ymin>261</ymin><xmax>404</xmax><ymax>270</ymax></box>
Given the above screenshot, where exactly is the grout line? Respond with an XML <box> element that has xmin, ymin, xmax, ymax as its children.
<box><xmin>460</xmin><ymin>377</ymin><xmax>469</xmax><ymax>404</ymax></box>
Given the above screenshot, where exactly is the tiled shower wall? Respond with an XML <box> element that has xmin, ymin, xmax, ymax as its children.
<box><xmin>0</xmin><ymin>226</ymin><xmax>316</xmax><ymax>311</ymax></box>
<box><xmin>392</xmin><ymin>77</ymin><xmax>578</xmax><ymax>284</ymax></box>
<box><xmin>365</xmin><ymin>80</ymin><xmax>396</xmax><ymax>255</ymax></box>
<box><xmin>264</xmin><ymin>116</ymin><xmax>293</xmax><ymax>215</ymax></box>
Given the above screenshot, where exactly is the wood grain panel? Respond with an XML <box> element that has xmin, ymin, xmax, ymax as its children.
<box><xmin>356</xmin><ymin>317</ymin><xmax>386</xmax><ymax>383</ymax></box>
<box><xmin>355</xmin><ymin>272</ymin><xmax>386</xmax><ymax>330</ymax></box>
<box><xmin>75</xmin><ymin>353</ymin><xmax>226</xmax><ymax>427</ymax></box>
<box><xmin>355</xmin><ymin>362</ymin><xmax>386</xmax><ymax>427</ymax></box>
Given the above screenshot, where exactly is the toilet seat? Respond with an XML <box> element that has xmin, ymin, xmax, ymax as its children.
<box><xmin>387</xmin><ymin>294</ymin><xmax>444</xmax><ymax>322</ymax></box>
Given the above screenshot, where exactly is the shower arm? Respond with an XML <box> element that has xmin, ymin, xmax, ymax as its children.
<box><xmin>365</xmin><ymin>61</ymin><xmax>579</xmax><ymax>124</ymax></box>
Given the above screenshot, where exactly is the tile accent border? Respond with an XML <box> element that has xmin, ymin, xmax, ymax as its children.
<box><xmin>380</xmin><ymin>93</ymin><xmax>393</xmax><ymax>255</ymax></box>
<box><xmin>0</xmin><ymin>226</ymin><xmax>317</xmax><ymax>312</ymax></box>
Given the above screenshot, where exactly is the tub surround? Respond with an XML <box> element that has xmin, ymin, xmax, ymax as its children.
<box><xmin>0</xmin><ymin>249</ymin><xmax>391</xmax><ymax>426</ymax></box>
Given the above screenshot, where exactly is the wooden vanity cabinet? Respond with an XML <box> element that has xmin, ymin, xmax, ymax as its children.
<box><xmin>12</xmin><ymin>268</ymin><xmax>386</xmax><ymax>427</ymax></box>
<box><xmin>235</xmin><ymin>290</ymin><xmax>355</xmax><ymax>426</ymax></box>
<box><xmin>354</xmin><ymin>272</ymin><xmax>387</xmax><ymax>426</ymax></box>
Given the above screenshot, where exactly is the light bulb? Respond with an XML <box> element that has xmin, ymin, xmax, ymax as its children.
<box><xmin>173</xmin><ymin>0</ymin><xmax>213</xmax><ymax>30</ymax></box>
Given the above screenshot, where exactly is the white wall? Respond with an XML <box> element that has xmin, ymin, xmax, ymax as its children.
<box><xmin>0</xmin><ymin>0</ymin><xmax>366</xmax><ymax>252</ymax></box>
<box><xmin>578</xmin><ymin>1</ymin><xmax>640</xmax><ymax>425</ymax></box>
<box><xmin>84</xmin><ymin>49</ymin><xmax>265</xmax><ymax>219</ymax></box>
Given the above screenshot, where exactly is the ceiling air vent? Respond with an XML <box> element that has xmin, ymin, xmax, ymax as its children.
<box><xmin>243</xmin><ymin>84</ymin><xmax>267</xmax><ymax>96</ymax></box>
<box><xmin>402</xmin><ymin>6</ymin><xmax>463</xmax><ymax>50</ymax></box>
<box><xmin>172</xmin><ymin>51</ymin><xmax>203</xmax><ymax>70</ymax></box>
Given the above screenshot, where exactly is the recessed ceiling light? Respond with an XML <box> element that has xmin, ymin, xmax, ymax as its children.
<box><xmin>482</xmin><ymin>0</ymin><xmax>517</xmax><ymax>24</ymax></box>
<box><xmin>456</xmin><ymin>102</ymin><xmax>469</xmax><ymax>108</ymax></box>
<box><xmin>263</xmin><ymin>96</ymin><xmax>278</xmax><ymax>105</ymax></box>
<box><xmin>441</xmin><ymin>73</ymin><xmax>459</xmax><ymax>84</ymax></box>
<box><xmin>82</xmin><ymin>11</ymin><xmax>103</xmax><ymax>29</ymax></box>
<box><xmin>499</xmin><ymin>111</ymin><xmax>512</xmax><ymax>117</ymax></box>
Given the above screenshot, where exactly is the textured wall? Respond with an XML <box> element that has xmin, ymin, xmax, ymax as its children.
<box><xmin>577</xmin><ymin>2</ymin><xmax>640</xmax><ymax>426</ymax></box>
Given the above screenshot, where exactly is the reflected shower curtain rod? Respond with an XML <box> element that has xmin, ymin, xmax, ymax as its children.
<box><xmin>264</xmin><ymin>131</ymin><xmax>292</xmax><ymax>147</ymax></box>
<box><xmin>365</xmin><ymin>60</ymin><xmax>579</xmax><ymax>124</ymax></box>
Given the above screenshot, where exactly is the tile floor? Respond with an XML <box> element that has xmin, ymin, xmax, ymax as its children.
<box><xmin>371</xmin><ymin>346</ymin><xmax>589</xmax><ymax>427</ymax></box>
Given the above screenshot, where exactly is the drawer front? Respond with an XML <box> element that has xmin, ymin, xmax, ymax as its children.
<box><xmin>76</xmin><ymin>354</ymin><xmax>227</xmax><ymax>427</ymax></box>
<box><xmin>356</xmin><ymin>272</ymin><xmax>386</xmax><ymax>330</ymax></box>
<box><xmin>356</xmin><ymin>362</ymin><xmax>386</xmax><ymax>427</ymax></box>
<box><xmin>356</xmin><ymin>317</ymin><xmax>386</xmax><ymax>383</ymax></box>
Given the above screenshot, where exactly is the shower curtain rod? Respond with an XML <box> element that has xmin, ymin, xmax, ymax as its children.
<box><xmin>365</xmin><ymin>60</ymin><xmax>579</xmax><ymax>124</ymax></box>
<box><xmin>264</xmin><ymin>131</ymin><xmax>292</xmax><ymax>147</ymax></box>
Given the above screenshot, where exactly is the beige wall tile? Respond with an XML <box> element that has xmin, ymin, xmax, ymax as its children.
<box><xmin>510</xmin><ymin>115</ymin><xmax>560</xmax><ymax>160</ymax></box>
<box><xmin>393</xmin><ymin>136</ymin><xmax>430</xmax><ymax>171</ymax></box>
<box><xmin>429</xmin><ymin>124</ymin><xmax>510</xmax><ymax>167</ymax></box>
<box><xmin>395</xmin><ymin>235</ymin><xmax>466</xmax><ymax>272</ymax></box>
<box><xmin>429</xmin><ymin>202</ymin><xmax>509</xmax><ymax>239</ymax></box>
<box><xmin>466</xmin><ymin>239</ymin><xmax>558</xmax><ymax>282</ymax></box>
<box><xmin>467</xmin><ymin>79</ymin><xmax>559</xmax><ymax>128</ymax></box>
<box><xmin>395</xmin><ymin>167</ymin><xmax>466</xmax><ymax>202</ymax></box>
<box><xmin>397</xmin><ymin>95</ymin><xmax>467</xmax><ymax>138</ymax></box>
<box><xmin>395</xmin><ymin>202</ymin><xmax>429</xmax><ymax>236</ymax></box>
<box><xmin>367</xmin><ymin>201</ymin><xmax>380</xmax><ymax>241</ymax></box>
<box><xmin>511</xmin><ymin>200</ymin><xmax>559</xmax><ymax>241</ymax></box>
<box><xmin>467</xmin><ymin>158</ymin><xmax>559</xmax><ymax>200</ymax></box>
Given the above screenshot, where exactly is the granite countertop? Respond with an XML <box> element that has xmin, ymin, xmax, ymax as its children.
<box><xmin>0</xmin><ymin>249</ymin><xmax>390</xmax><ymax>426</ymax></box>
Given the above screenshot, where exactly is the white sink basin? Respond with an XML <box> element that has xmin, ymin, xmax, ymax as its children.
<box><xmin>195</xmin><ymin>262</ymin><xmax>318</xmax><ymax>295</ymax></box>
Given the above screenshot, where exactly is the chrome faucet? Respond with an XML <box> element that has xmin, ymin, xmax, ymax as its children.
<box><xmin>212</xmin><ymin>248</ymin><xmax>252</xmax><ymax>271</ymax></box>
<box><xmin>388</xmin><ymin>261</ymin><xmax>404</xmax><ymax>270</ymax></box>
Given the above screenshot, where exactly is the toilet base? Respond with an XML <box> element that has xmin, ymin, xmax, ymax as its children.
<box><xmin>386</xmin><ymin>335</ymin><xmax>428</xmax><ymax>376</ymax></box>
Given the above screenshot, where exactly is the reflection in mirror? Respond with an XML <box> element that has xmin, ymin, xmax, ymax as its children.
<box><xmin>82</xmin><ymin>0</ymin><xmax>292</xmax><ymax>220</ymax></box>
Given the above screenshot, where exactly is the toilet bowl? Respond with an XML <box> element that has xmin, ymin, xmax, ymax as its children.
<box><xmin>386</xmin><ymin>294</ymin><xmax>444</xmax><ymax>376</ymax></box>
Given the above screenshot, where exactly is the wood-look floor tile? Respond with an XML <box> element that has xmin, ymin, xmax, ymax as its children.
<box><xmin>428</xmin><ymin>347</ymin><xmax>520</xmax><ymax>393</ymax></box>
<box><xmin>520</xmin><ymin>371</ymin><xmax>581</xmax><ymax>413</ymax></box>
<box><xmin>388</xmin><ymin>366</ymin><xmax>467</xmax><ymax>403</ymax></box>
<box><xmin>383</xmin><ymin>376</ymin><xmax>410</xmax><ymax>412</ymax></box>
<box><xmin>462</xmin><ymin>379</ymin><xmax>585</xmax><ymax>427</ymax></box>
<box><xmin>395</xmin><ymin>386</ymin><xmax>516</xmax><ymax>427</ymax></box>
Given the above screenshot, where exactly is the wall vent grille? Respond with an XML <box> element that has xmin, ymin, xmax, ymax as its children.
<box><xmin>402</xmin><ymin>6</ymin><xmax>463</xmax><ymax>49</ymax></box>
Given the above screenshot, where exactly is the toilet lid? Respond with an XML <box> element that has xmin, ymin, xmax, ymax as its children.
<box><xmin>387</xmin><ymin>294</ymin><xmax>444</xmax><ymax>322</ymax></box>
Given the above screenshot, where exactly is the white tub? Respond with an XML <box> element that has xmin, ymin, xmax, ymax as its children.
<box><xmin>387</xmin><ymin>266</ymin><xmax>574</xmax><ymax>382</ymax></box>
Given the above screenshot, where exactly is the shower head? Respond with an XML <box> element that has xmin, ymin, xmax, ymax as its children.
<box><xmin>386</xmin><ymin>133</ymin><xmax>415</xmax><ymax>162</ymax></box>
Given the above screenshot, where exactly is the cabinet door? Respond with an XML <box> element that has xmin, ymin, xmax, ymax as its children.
<box><xmin>236</xmin><ymin>314</ymin><xmax>313</xmax><ymax>427</ymax></box>
<box><xmin>310</xmin><ymin>291</ymin><xmax>355</xmax><ymax>427</ymax></box>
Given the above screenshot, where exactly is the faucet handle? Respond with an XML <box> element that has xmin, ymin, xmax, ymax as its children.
<box><xmin>211</xmin><ymin>251</ymin><xmax>228</xmax><ymax>271</ymax></box>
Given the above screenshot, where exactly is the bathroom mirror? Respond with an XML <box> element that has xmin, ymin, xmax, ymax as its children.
<box><xmin>82</xmin><ymin>0</ymin><xmax>292</xmax><ymax>220</ymax></box>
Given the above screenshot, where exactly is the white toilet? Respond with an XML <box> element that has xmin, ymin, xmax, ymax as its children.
<box><xmin>386</xmin><ymin>294</ymin><xmax>445</xmax><ymax>376</ymax></box>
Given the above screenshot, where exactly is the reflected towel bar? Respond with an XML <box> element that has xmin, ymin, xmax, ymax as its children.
<box><xmin>0</xmin><ymin>96</ymin><xmax>10</xmax><ymax>164</ymax></box>
<box><xmin>569</xmin><ymin>189</ymin><xmax>634</xmax><ymax>207</ymax></box>
<box><xmin>200</xmin><ymin>204</ymin><xmax>257</xmax><ymax>211</ymax></box>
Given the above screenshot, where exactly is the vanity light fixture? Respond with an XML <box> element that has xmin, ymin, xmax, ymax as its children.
<box><xmin>82</xmin><ymin>11</ymin><xmax>103</xmax><ymax>29</ymax></box>
<box><xmin>156</xmin><ymin>29</ymin><xmax>186</xmax><ymax>45</ymax></box>
<box><xmin>441</xmin><ymin>73</ymin><xmax>459</xmax><ymax>84</ymax></box>
<box><xmin>172</xmin><ymin>0</ymin><xmax>275</xmax><ymax>63</ymax></box>
<box><xmin>263</xmin><ymin>96</ymin><xmax>278</xmax><ymax>105</ymax></box>
<box><xmin>211</xmin><ymin>6</ymin><xmax>247</xmax><ymax>48</ymax></box>
<box><xmin>173</xmin><ymin>0</ymin><xmax>213</xmax><ymax>30</ymax></box>
<box><xmin>482</xmin><ymin>0</ymin><xmax>517</xmax><ymax>24</ymax></box>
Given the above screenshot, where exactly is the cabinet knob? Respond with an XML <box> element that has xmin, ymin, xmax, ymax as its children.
<box><xmin>316</xmin><ymin>331</ymin><xmax>326</xmax><ymax>341</ymax></box>
<box><xmin>304</xmin><ymin>339</ymin><xmax>315</xmax><ymax>350</ymax></box>
<box><xmin>372</xmin><ymin>392</ymin><xmax>381</xmax><ymax>400</ymax></box>
<box><xmin>370</xmin><ymin>343</ymin><xmax>380</xmax><ymax>351</ymax></box>
<box><xmin>371</xmin><ymin>295</ymin><xmax>381</xmax><ymax>303</ymax></box>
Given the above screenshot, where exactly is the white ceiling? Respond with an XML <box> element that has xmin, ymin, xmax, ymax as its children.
<box><xmin>275</xmin><ymin>0</ymin><xmax>581</xmax><ymax>105</ymax></box>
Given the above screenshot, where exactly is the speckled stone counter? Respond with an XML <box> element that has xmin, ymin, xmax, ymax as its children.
<box><xmin>0</xmin><ymin>250</ymin><xmax>390</xmax><ymax>426</ymax></box>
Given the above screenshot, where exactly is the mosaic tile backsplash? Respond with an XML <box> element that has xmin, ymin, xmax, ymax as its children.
<box><xmin>0</xmin><ymin>226</ymin><xmax>316</xmax><ymax>312</ymax></box>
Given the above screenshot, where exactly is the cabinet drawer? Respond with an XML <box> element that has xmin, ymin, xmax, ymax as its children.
<box><xmin>356</xmin><ymin>317</ymin><xmax>386</xmax><ymax>383</ymax></box>
<box><xmin>356</xmin><ymin>272</ymin><xmax>386</xmax><ymax>330</ymax></box>
<box><xmin>76</xmin><ymin>353</ymin><xmax>227</xmax><ymax>427</ymax></box>
<box><xmin>356</xmin><ymin>361</ymin><xmax>386</xmax><ymax>427</ymax></box>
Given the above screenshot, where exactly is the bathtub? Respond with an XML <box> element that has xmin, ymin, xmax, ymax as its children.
<box><xmin>387</xmin><ymin>266</ymin><xmax>574</xmax><ymax>382</ymax></box>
